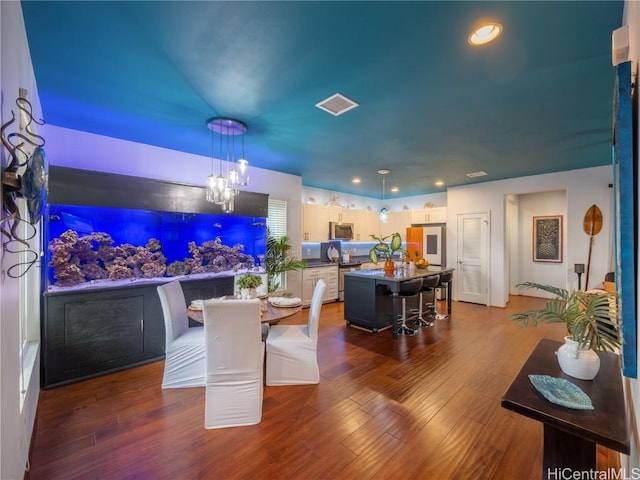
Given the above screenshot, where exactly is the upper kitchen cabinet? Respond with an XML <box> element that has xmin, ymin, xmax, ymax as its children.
<box><xmin>328</xmin><ymin>206</ymin><xmax>358</xmax><ymax>224</ymax></box>
<box><xmin>380</xmin><ymin>210</ymin><xmax>412</xmax><ymax>239</ymax></box>
<box><xmin>302</xmin><ymin>203</ymin><xmax>330</xmax><ymax>241</ymax></box>
<box><xmin>410</xmin><ymin>207</ymin><xmax>447</xmax><ymax>225</ymax></box>
<box><xmin>353</xmin><ymin>210</ymin><xmax>380</xmax><ymax>241</ymax></box>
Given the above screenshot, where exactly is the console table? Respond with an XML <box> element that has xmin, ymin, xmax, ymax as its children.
<box><xmin>501</xmin><ymin>339</ymin><xmax>629</xmax><ymax>479</ymax></box>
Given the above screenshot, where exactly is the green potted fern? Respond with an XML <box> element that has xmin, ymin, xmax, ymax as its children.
<box><xmin>510</xmin><ymin>282</ymin><xmax>619</xmax><ymax>380</ymax></box>
<box><xmin>236</xmin><ymin>272</ymin><xmax>263</xmax><ymax>299</ymax></box>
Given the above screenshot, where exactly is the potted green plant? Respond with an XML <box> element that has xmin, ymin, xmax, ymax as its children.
<box><xmin>510</xmin><ymin>282</ymin><xmax>619</xmax><ymax>380</ymax></box>
<box><xmin>265</xmin><ymin>233</ymin><xmax>307</xmax><ymax>294</ymax></box>
<box><xmin>368</xmin><ymin>233</ymin><xmax>408</xmax><ymax>274</ymax></box>
<box><xmin>236</xmin><ymin>272</ymin><xmax>263</xmax><ymax>299</ymax></box>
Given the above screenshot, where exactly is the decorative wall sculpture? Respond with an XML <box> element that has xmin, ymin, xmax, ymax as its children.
<box><xmin>0</xmin><ymin>91</ymin><xmax>47</xmax><ymax>277</ymax></box>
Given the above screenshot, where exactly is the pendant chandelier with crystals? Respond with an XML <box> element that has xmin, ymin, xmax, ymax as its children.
<box><xmin>205</xmin><ymin>118</ymin><xmax>250</xmax><ymax>213</ymax></box>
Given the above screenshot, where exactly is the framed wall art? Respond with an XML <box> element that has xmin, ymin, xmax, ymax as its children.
<box><xmin>533</xmin><ymin>215</ymin><xmax>563</xmax><ymax>263</ymax></box>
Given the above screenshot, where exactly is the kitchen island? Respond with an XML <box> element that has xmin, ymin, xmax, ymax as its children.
<box><xmin>343</xmin><ymin>266</ymin><xmax>454</xmax><ymax>338</ymax></box>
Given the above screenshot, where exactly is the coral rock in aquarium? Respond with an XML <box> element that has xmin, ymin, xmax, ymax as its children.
<box><xmin>46</xmin><ymin>205</ymin><xmax>267</xmax><ymax>290</ymax></box>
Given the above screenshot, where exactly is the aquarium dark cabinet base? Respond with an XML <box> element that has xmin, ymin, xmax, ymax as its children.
<box><xmin>41</xmin><ymin>276</ymin><xmax>234</xmax><ymax>389</ymax></box>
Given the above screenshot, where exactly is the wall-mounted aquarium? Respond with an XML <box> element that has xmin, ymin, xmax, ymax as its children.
<box><xmin>45</xmin><ymin>204</ymin><xmax>267</xmax><ymax>290</ymax></box>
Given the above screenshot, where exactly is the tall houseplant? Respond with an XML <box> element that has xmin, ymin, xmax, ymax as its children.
<box><xmin>265</xmin><ymin>234</ymin><xmax>307</xmax><ymax>294</ymax></box>
<box><xmin>511</xmin><ymin>282</ymin><xmax>619</xmax><ymax>379</ymax></box>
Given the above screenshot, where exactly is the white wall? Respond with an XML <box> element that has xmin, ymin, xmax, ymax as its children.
<box><xmin>516</xmin><ymin>190</ymin><xmax>569</xmax><ymax>296</ymax></box>
<box><xmin>302</xmin><ymin>186</ymin><xmax>378</xmax><ymax>211</ymax></box>
<box><xmin>447</xmin><ymin>166</ymin><xmax>612</xmax><ymax>307</ymax></box>
<box><xmin>0</xmin><ymin>2</ymin><xmax>42</xmax><ymax>479</ymax></box>
<box><xmin>386</xmin><ymin>192</ymin><xmax>448</xmax><ymax>211</ymax></box>
<box><xmin>301</xmin><ymin>185</ymin><xmax>447</xmax><ymax>212</ymax></box>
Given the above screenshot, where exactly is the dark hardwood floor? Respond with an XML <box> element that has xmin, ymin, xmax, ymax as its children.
<box><xmin>27</xmin><ymin>296</ymin><xmax>620</xmax><ymax>479</ymax></box>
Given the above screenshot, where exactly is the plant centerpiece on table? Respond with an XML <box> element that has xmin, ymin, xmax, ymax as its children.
<box><xmin>368</xmin><ymin>233</ymin><xmax>408</xmax><ymax>274</ymax></box>
<box><xmin>510</xmin><ymin>282</ymin><xmax>619</xmax><ymax>380</ymax></box>
<box><xmin>236</xmin><ymin>272</ymin><xmax>263</xmax><ymax>299</ymax></box>
<box><xmin>265</xmin><ymin>233</ymin><xmax>307</xmax><ymax>294</ymax></box>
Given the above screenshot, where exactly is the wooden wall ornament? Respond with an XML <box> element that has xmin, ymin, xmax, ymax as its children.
<box><xmin>583</xmin><ymin>204</ymin><xmax>603</xmax><ymax>290</ymax></box>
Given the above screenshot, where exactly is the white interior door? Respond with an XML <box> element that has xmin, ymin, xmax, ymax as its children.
<box><xmin>457</xmin><ymin>212</ymin><xmax>489</xmax><ymax>305</ymax></box>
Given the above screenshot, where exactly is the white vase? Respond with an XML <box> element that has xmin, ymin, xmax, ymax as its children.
<box><xmin>556</xmin><ymin>336</ymin><xmax>601</xmax><ymax>380</ymax></box>
<box><xmin>240</xmin><ymin>287</ymin><xmax>257</xmax><ymax>299</ymax></box>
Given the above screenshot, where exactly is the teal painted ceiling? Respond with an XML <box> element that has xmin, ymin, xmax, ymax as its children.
<box><xmin>21</xmin><ymin>1</ymin><xmax>623</xmax><ymax>199</ymax></box>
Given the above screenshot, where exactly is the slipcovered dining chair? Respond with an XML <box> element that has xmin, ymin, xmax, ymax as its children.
<box><xmin>202</xmin><ymin>298</ymin><xmax>264</xmax><ymax>429</ymax></box>
<box><xmin>266</xmin><ymin>279</ymin><xmax>326</xmax><ymax>386</ymax></box>
<box><xmin>157</xmin><ymin>280</ymin><xmax>205</xmax><ymax>388</ymax></box>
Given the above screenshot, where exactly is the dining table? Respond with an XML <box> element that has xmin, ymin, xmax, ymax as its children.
<box><xmin>187</xmin><ymin>296</ymin><xmax>303</xmax><ymax>325</ymax></box>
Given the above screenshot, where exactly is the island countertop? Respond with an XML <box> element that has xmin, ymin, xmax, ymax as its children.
<box><xmin>344</xmin><ymin>266</ymin><xmax>453</xmax><ymax>284</ymax></box>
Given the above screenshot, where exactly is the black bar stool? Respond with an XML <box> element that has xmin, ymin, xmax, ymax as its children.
<box><xmin>435</xmin><ymin>271</ymin><xmax>453</xmax><ymax>319</ymax></box>
<box><xmin>391</xmin><ymin>278</ymin><xmax>423</xmax><ymax>337</ymax></box>
<box><xmin>411</xmin><ymin>274</ymin><xmax>440</xmax><ymax>327</ymax></box>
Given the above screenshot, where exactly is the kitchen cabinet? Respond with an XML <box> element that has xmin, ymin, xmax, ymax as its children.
<box><xmin>328</xmin><ymin>206</ymin><xmax>357</xmax><ymax>224</ymax></box>
<box><xmin>343</xmin><ymin>274</ymin><xmax>394</xmax><ymax>332</ymax></box>
<box><xmin>302</xmin><ymin>203</ymin><xmax>330</xmax><ymax>241</ymax></box>
<box><xmin>380</xmin><ymin>210</ymin><xmax>412</xmax><ymax>239</ymax></box>
<box><xmin>42</xmin><ymin>276</ymin><xmax>234</xmax><ymax>388</ymax></box>
<box><xmin>303</xmin><ymin>203</ymin><xmax>446</xmax><ymax>242</ymax></box>
<box><xmin>302</xmin><ymin>264</ymin><xmax>338</xmax><ymax>306</ymax></box>
<box><xmin>411</xmin><ymin>207</ymin><xmax>447</xmax><ymax>225</ymax></box>
<box><xmin>353</xmin><ymin>210</ymin><xmax>379</xmax><ymax>241</ymax></box>
<box><xmin>304</xmin><ymin>204</ymin><xmax>361</xmax><ymax>241</ymax></box>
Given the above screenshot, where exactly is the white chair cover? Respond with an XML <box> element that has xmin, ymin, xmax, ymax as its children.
<box><xmin>203</xmin><ymin>298</ymin><xmax>264</xmax><ymax>429</ymax></box>
<box><xmin>266</xmin><ymin>279</ymin><xmax>326</xmax><ymax>386</ymax></box>
<box><xmin>157</xmin><ymin>280</ymin><xmax>205</xmax><ymax>388</ymax></box>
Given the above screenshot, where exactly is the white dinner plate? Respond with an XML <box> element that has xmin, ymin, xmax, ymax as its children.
<box><xmin>269</xmin><ymin>297</ymin><xmax>302</xmax><ymax>308</ymax></box>
<box><xmin>189</xmin><ymin>299</ymin><xmax>204</xmax><ymax>311</ymax></box>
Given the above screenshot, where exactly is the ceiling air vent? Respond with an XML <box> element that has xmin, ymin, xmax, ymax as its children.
<box><xmin>315</xmin><ymin>93</ymin><xmax>359</xmax><ymax>116</ymax></box>
<box><xmin>466</xmin><ymin>171</ymin><xmax>488</xmax><ymax>178</ymax></box>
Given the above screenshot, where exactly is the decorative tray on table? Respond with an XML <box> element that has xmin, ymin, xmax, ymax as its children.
<box><xmin>528</xmin><ymin>374</ymin><xmax>594</xmax><ymax>410</ymax></box>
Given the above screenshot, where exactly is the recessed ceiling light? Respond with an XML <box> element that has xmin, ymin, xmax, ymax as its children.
<box><xmin>352</xmin><ymin>177</ymin><xmax>361</xmax><ymax>184</ymax></box>
<box><xmin>435</xmin><ymin>180</ymin><xmax>444</xmax><ymax>187</ymax></box>
<box><xmin>466</xmin><ymin>171</ymin><xmax>488</xmax><ymax>178</ymax></box>
<box><xmin>468</xmin><ymin>23</ymin><xmax>502</xmax><ymax>45</ymax></box>
<box><xmin>390</xmin><ymin>187</ymin><xmax>399</xmax><ymax>193</ymax></box>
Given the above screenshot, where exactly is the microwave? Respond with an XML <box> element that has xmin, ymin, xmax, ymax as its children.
<box><xmin>329</xmin><ymin>222</ymin><xmax>354</xmax><ymax>240</ymax></box>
